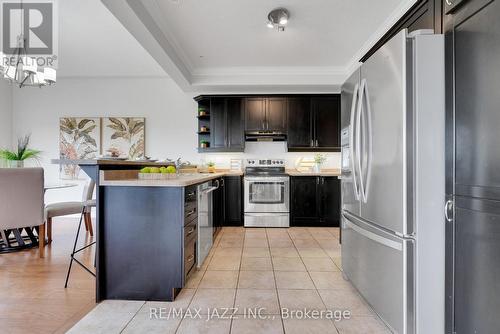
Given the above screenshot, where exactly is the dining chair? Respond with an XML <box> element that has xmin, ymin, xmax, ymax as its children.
<box><xmin>0</xmin><ymin>168</ymin><xmax>45</xmax><ymax>257</ymax></box>
<box><xmin>44</xmin><ymin>178</ymin><xmax>96</xmax><ymax>243</ymax></box>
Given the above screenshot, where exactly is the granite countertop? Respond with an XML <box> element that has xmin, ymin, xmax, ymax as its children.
<box><xmin>286</xmin><ymin>169</ymin><xmax>341</xmax><ymax>177</ymax></box>
<box><xmin>99</xmin><ymin>171</ymin><xmax>242</xmax><ymax>187</ymax></box>
<box><xmin>51</xmin><ymin>159</ymin><xmax>177</xmax><ymax>166</ymax></box>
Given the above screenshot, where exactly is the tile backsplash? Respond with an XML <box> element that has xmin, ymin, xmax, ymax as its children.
<box><xmin>199</xmin><ymin>142</ymin><xmax>341</xmax><ymax>170</ymax></box>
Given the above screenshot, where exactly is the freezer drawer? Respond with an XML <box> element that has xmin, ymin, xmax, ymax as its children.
<box><xmin>342</xmin><ymin>214</ymin><xmax>415</xmax><ymax>334</ymax></box>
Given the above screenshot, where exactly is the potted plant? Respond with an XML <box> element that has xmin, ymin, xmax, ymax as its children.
<box><xmin>200</xmin><ymin>140</ymin><xmax>209</xmax><ymax>149</ymax></box>
<box><xmin>313</xmin><ymin>153</ymin><xmax>327</xmax><ymax>173</ymax></box>
<box><xmin>0</xmin><ymin>134</ymin><xmax>41</xmax><ymax>168</ymax></box>
<box><xmin>207</xmin><ymin>161</ymin><xmax>216</xmax><ymax>173</ymax></box>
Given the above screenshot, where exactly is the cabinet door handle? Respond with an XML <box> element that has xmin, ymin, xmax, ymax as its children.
<box><xmin>321</xmin><ymin>177</ymin><xmax>325</xmax><ymax>185</ymax></box>
<box><xmin>186</xmin><ymin>254</ymin><xmax>195</xmax><ymax>262</ymax></box>
<box><xmin>220</xmin><ymin>178</ymin><xmax>225</xmax><ymax>187</ymax></box>
<box><xmin>317</xmin><ymin>177</ymin><xmax>320</xmax><ymax>185</ymax></box>
<box><xmin>311</xmin><ymin>139</ymin><xmax>314</xmax><ymax>147</ymax></box>
<box><xmin>186</xmin><ymin>209</ymin><xmax>196</xmax><ymax>216</ymax></box>
<box><xmin>186</xmin><ymin>227</ymin><xmax>196</xmax><ymax>236</ymax></box>
<box><xmin>315</xmin><ymin>139</ymin><xmax>319</xmax><ymax>147</ymax></box>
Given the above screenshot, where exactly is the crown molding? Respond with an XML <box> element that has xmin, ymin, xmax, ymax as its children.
<box><xmin>103</xmin><ymin>0</ymin><xmax>418</xmax><ymax>92</ymax></box>
<box><xmin>191</xmin><ymin>66</ymin><xmax>347</xmax><ymax>77</ymax></box>
<box><xmin>344</xmin><ymin>0</ymin><xmax>418</xmax><ymax>77</ymax></box>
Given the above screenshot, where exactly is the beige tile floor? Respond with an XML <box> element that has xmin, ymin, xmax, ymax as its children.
<box><xmin>68</xmin><ymin>227</ymin><xmax>392</xmax><ymax>334</ymax></box>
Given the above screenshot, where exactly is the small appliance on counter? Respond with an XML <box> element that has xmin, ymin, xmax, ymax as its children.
<box><xmin>244</xmin><ymin>159</ymin><xmax>289</xmax><ymax>227</ymax></box>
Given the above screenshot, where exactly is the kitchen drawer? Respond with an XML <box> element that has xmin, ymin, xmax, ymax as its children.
<box><xmin>184</xmin><ymin>219</ymin><xmax>198</xmax><ymax>241</ymax></box>
<box><xmin>184</xmin><ymin>202</ymin><xmax>197</xmax><ymax>225</ymax></box>
<box><xmin>184</xmin><ymin>218</ymin><xmax>197</xmax><ymax>279</ymax></box>
<box><xmin>185</xmin><ymin>186</ymin><xmax>197</xmax><ymax>202</ymax></box>
<box><xmin>184</xmin><ymin>235</ymin><xmax>196</xmax><ymax>279</ymax></box>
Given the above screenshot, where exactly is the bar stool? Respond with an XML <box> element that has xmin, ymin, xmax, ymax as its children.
<box><xmin>44</xmin><ymin>179</ymin><xmax>96</xmax><ymax>287</ymax></box>
<box><xmin>64</xmin><ymin>204</ymin><xmax>96</xmax><ymax>287</ymax></box>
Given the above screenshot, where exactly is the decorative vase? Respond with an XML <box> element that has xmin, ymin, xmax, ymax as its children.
<box><xmin>313</xmin><ymin>163</ymin><xmax>321</xmax><ymax>173</ymax></box>
<box><xmin>9</xmin><ymin>160</ymin><xmax>24</xmax><ymax>168</ymax></box>
<box><xmin>208</xmin><ymin>166</ymin><xmax>216</xmax><ymax>173</ymax></box>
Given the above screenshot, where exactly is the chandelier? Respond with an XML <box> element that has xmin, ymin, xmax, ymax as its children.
<box><xmin>0</xmin><ymin>48</ymin><xmax>56</xmax><ymax>88</ymax></box>
<box><xmin>0</xmin><ymin>0</ymin><xmax>56</xmax><ymax>88</ymax></box>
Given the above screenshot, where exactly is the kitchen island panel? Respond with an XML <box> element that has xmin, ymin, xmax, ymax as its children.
<box><xmin>100</xmin><ymin>186</ymin><xmax>184</xmax><ymax>301</ymax></box>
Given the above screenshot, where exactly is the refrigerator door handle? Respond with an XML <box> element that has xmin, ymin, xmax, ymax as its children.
<box><xmin>444</xmin><ymin>199</ymin><xmax>454</xmax><ymax>222</ymax></box>
<box><xmin>350</xmin><ymin>83</ymin><xmax>361</xmax><ymax>200</ymax></box>
<box><xmin>356</xmin><ymin>80</ymin><xmax>366</xmax><ymax>202</ymax></box>
<box><xmin>361</xmin><ymin>79</ymin><xmax>373</xmax><ymax>203</ymax></box>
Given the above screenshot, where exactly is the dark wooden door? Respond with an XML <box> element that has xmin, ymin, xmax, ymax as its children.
<box><xmin>287</xmin><ymin>97</ymin><xmax>312</xmax><ymax>148</ymax></box>
<box><xmin>313</xmin><ymin>97</ymin><xmax>340</xmax><ymax>149</ymax></box>
<box><xmin>266</xmin><ymin>97</ymin><xmax>287</xmax><ymax>132</ymax></box>
<box><xmin>226</xmin><ymin>98</ymin><xmax>244</xmax><ymax>150</ymax></box>
<box><xmin>445</xmin><ymin>1</ymin><xmax>500</xmax><ymax>333</ymax></box>
<box><xmin>244</xmin><ymin>98</ymin><xmax>265</xmax><ymax>131</ymax></box>
<box><xmin>291</xmin><ymin>177</ymin><xmax>320</xmax><ymax>225</ymax></box>
<box><xmin>319</xmin><ymin>177</ymin><xmax>340</xmax><ymax>227</ymax></box>
<box><xmin>210</xmin><ymin>98</ymin><xmax>226</xmax><ymax>149</ymax></box>
<box><xmin>224</xmin><ymin>176</ymin><xmax>242</xmax><ymax>226</ymax></box>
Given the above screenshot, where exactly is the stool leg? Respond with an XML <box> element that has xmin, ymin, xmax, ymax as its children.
<box><xmin>64</xmin><ymin>208</ymin><xmax>85</xmax><ymax>288</ymax></box>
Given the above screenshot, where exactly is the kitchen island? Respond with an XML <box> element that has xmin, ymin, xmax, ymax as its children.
<box><xmin>66</xmin><ymin>160</ymin><xmax>240</xmax><ymax>302</ymax></box>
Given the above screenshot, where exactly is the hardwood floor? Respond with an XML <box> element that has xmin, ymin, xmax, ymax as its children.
<box><xmin>0</xmin><ymin>217</ymin><xmax>96</xmax><ymax>334</ymax></box>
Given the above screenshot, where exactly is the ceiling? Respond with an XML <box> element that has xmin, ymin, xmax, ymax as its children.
<box><xmin>152</xmin><ymin>0</ymin><xmax>401</xmax><ymax>69</ymax></box>
<box><xmin>57</xmin><ymin>0</ymin><xmax>165</xmax><ymax>77</ymax></box>
<box><xmin>100</xmin><ymin>0</ymin><xmax>417</xmax><ymax>91</ymax></box>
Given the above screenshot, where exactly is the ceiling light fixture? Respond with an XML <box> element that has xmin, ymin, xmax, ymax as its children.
<box><xmin>0</xmin><ymin>0</ymin><xmax>56</xmax><ymax>88</ymax></box>
<box><xmin>267</xmin><ymin>8</ymin><xmax>290</xmax><ymax>32</ymax></box>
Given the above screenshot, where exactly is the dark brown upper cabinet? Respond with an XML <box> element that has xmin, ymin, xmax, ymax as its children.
<box><xmin>287</xmin><ymin>97</ymin><xmax>313</xmax><ymax>148</ymax></box>
<box><xmin>244</xmin><ymin>97</ymin><xmax>287</xmax><ymax>133</ymax></box>
<box><xmin>196</xmin><ymin>97</ymin><xmax>244</xmax><ymax>152</ymax></box>
<box><xmin>314</xmin><ymin>97</ymin><xmax>340</xmax><ymax>149</ymax></box>
<box><xmin>287</xmin><ymin>96</ymin><xmax>340</xmax><ymax>152</ymax></box>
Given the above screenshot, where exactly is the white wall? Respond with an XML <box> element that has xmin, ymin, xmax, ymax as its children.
<box><xmin>11</xmin><ymin>77</ymin><xmax>340</xmax><ymax>204</ymax></box>
<box><xmin>0</xmin><ymin>80</ymin><xmax>12</xmax><ymax>158</ymax></box>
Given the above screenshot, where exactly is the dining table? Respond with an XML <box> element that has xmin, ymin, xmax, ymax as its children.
<box><xmin>44</xmin><ymin>183</ymin><xmax>78</xmax><ymax>192</ymax></box>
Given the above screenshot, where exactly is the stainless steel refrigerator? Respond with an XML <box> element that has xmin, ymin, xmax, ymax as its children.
<box><xmin>340</xmin><ymin>29</ymin><xmax>445</xmax><ymax>334</ymax></box>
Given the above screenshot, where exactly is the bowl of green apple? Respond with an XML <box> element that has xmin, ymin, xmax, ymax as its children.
<box><xmin>139</xmin><ymin>166</ymin><xmax>177</xmax><ymax>180</ymax></box>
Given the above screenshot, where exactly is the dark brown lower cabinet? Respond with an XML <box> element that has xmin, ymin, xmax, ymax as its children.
<box><xmin>223</xmin><ymin>176</ymin><xmax>243</xmax><ymax>226</ymax></box>
<box><xmin>291</xmin><ymin>176</ymin><xmax>340</xmax><ymax>227</ymax></box>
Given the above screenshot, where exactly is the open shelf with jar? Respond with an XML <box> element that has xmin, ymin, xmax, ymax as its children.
<box><xmin>196</xmin><ymin>97</ymin><xmax>211</xmax><ymax>151</ymax></box>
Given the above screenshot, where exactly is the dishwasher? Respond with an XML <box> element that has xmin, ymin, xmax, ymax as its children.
<box><xmin>197</xmin><ymin>180</ymin><xmax>219</xmax><ymax>268</ymax></box>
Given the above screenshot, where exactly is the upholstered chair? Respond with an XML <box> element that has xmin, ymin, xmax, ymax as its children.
<box><xmin>0</xmin><ymin>168</ymin><xmax>45</xmax><ymax>257</ymax></box>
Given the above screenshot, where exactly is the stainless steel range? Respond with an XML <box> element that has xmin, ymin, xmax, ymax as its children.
<box><xmin>244</xmin><ymin>159</ymin><xmax>289</xmax><ymax>228</ymax></box>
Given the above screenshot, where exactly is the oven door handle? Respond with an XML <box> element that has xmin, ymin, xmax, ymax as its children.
<box><xmin>244</xmin><ymin>177</ymin><xmax>289</xmax><ymax>182</ymax></box>
<box><xmin>244</xmin><ymin>213</ymin><xmax>290</xmax><ymax>217</ymax></box>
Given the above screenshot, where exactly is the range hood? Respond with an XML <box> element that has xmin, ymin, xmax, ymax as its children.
<box><xmin>245</xmin><ymin>131</ymin><xmax>287</xmax><ymax>142</ymax></box>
